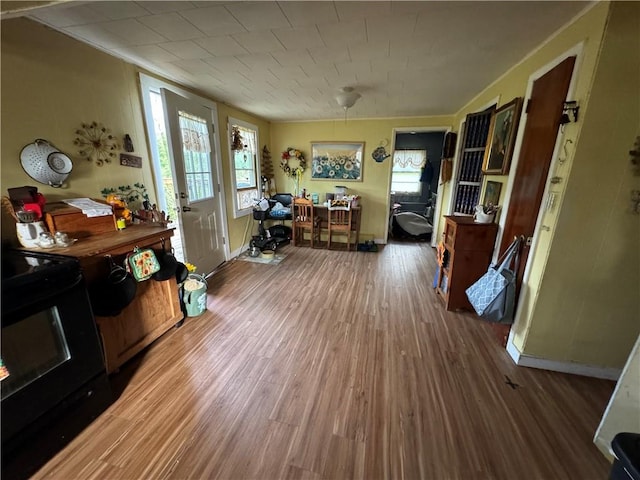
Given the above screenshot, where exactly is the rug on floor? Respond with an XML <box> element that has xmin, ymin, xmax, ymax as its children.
<box><xmin>237</xmin><ymin>251</ymin><xmax>287</xmax><ymax>265</ymax></box>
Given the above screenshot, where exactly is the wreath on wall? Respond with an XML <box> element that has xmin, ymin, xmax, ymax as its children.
<box><xmin>280</xmin><ymin>148</ymin><xmax>306</xmax><ymax>177</ymax></box>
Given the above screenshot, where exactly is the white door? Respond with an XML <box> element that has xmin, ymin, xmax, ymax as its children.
<box><xmin>162</xmin><ymin>88</ymin><xmax>225</xmax><ymax>274</ymax></box>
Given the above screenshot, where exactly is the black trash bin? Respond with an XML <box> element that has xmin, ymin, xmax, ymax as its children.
<box><xmin>611</xmin><ymin>432</ymin><xmax>640</xmax><ymax>480</ymax></box>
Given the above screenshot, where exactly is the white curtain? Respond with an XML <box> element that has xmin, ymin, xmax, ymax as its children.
<box><xmin>393</xmin><ymin>149</ymin><xmax>426</xmax><ymax>169</ymax></box>
<box><xmin>179</xmin><ymin>111</ymin><xmax>210</xmax><ymax>153</ymax></box>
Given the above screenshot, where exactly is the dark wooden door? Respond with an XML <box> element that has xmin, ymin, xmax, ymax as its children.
<box><xmin>499</xmin><ymin>56</ymin><xmax>576</xmax><ymax>288</ymax></box>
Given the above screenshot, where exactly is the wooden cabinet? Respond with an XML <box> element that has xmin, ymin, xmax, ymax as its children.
<box><xmin>436</xmin><ymin>216</ymin><xmax>498</xmax><ymax>311</ymax></box>
<box><xmin>36</xmin><ymin>225</ymin><xmax>183</xmax><ymax>373</ymax></box>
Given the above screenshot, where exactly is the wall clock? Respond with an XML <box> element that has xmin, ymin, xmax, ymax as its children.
<box><xmin>74</xmin><ymin>121</ymin><xmax>119</xmax><ymax>166</ymax></box>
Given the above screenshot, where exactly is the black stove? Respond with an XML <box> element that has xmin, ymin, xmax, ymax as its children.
<box><xmin>2</xmin><ymin>250</ymin><xmax>82</xmax><ymax>315</ymax></box>
<box><xmin>1</xmin><ymin>249</ymin><xmax>113</xmax><ymax>480</ymax></box>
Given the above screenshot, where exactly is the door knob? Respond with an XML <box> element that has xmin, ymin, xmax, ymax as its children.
<box><xmin>182</xmin><ymin>206</ymin><xmax>192</xmax><ymax>212</ymax></box>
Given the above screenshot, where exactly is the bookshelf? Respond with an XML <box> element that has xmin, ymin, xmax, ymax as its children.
<box><xmin>452</xmin><ymin>109</ymin><xmax>494</xmax><ymax>215</ymax></box>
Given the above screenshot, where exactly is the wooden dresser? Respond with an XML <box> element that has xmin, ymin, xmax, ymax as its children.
<box><xmin>436</xmin><ymin>216</ymin><xmax>498</xmax><ymax>311</ymax></box>
<box><xmin>26</xmin><ymin>225</ymin><xmax>183</xmax><ymax>373</ymax></box>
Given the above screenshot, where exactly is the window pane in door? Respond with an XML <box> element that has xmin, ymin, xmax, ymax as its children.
<box><xmin>179</xmin><ymin>111</ymin><xmax>213</xmax><ymax>202</ymax></box>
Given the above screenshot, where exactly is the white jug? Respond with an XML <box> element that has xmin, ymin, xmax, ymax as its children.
<box><xmin>16</xmin><ymin>221</ymin><xmax>47</xmax><ymax>248</ymax></box>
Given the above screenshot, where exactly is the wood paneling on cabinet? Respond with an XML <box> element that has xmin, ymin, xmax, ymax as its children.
<box><xmin>437</xmin><ymin>215</ymin><xmax>498</xmax><ymax>311</ymax></box>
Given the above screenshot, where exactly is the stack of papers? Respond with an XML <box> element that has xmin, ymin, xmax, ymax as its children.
<box><xmin>63</xmin><ymin>198</ymin><xmax>113</xmax><ymax>217</ymax></box>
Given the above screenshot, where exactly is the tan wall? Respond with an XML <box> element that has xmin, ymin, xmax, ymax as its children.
<box><xmin>1</xmin><ymin>18</ymin><xmax>155</xmax><ymax>220</ymax></box>
<box><xmin>270</xmin><ymin>117</ymin><xmax>453</xmax><ymax>242</ymax></box>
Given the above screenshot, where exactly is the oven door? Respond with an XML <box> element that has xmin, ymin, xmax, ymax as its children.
<box><xmin>1</xmin><ymin>273</ymin><xmax>106</xmax><ymax>445</ymax></box>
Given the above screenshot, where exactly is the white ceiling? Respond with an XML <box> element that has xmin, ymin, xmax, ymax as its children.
<box><xmin>22</xmin><ymin>1</ymin><xmax>591</xmax><ymax>122</ymax></box>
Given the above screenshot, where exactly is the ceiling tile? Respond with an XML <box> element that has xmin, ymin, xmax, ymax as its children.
<box><xmin>112</xmin><ymin>45</ymin><xmax>180</xmax><ymax>63</ymax></box>
<box><xmin>390</xmin><ymin>1</ymin><xmax>437</xmax><ymax>15</ymax></box>
<box><xmin>272</xmin><ymin>49</ymin><xmax>316</xmax><ymax>68</ymax></box>
<box><xmin>136</xmin><ymin>1</ymin><xmax>196</xmax><ymax>15</ymax></box>
<box><xmin>202</xmin><ymin>56</ymin><xmax>252</xmax><ymax>76</ymax></box>
<box><xmin>232</xmin><ymin>30</ymin><xmax>286</xmax><ymax>54</ymax></box>
<box><xmin>268</xmin><ymin>65</ymin><xmax>307</xmax><ymax>80</ymax></box>
<box><xmin>334</xmin><ymin>1</ymin><xmax>392</xmax><ymax>21</ymax></box>
<box><xmin>25</xmin><ymin>0</ymin><xmax>594</xmax><ymax>121</ymax></box>
<box><xmin>365</xmin><ymin>13</ymin><xmax>417</xmax><ymax>41</ymax></box>
<box><xmin>294</xmin><ymin>77</ymin><xmax>330</xmax><ymax>89</ymax></box>
<box><xmin>301</xmin><ymin>63</ymin><xmax>339</xmax><ymax>78</ymax></box>
<box><xmin>278</xmin><ymin>2</ymin><xmax>338</xmax><ymax>27</ymax></box>
<box><xmin>179</xmin><ymin>5</ymin><xmax>245</xmax><ymax>37</ymax></box>
<box><xmin>225</xmin><ymin>2</ymin><xmax>290</xmax><ymax>31</ymax></box>
<box><xmin>235</xmin><ymin>53</ymin><xmax>280</xmax><ymax>70</ymax></box>
<box><xmin>195</xmin><ymin>36</ymin><xmax>248</xmax><ymax>56</ymax></box>
<box><xmin>63</xmin><ymin>24</ymin><xmax>129</xmax><ymax>50</ymax></box>
<box><xmin>348</xmin><ymin>40</ymin><xmax>390</xmax><ymax>62</ymax></box>
<box><xmin>171</xmin><ymin>58</ymin><xmax>220</xmax><ymax>76</ymax></box>
<box><xmin>158</xmin><ymin>41</ymin><xmax>211</xmax><ymax>60</ymax></box>
<box><xmin>86</xmin><ymin>1</ymin><xmax>149</xmax><ymax>20</ymax></box>
<box><xmin>335</xmin><ymin>60</ymin><xmax>371</xmax><ymax>77</ymax></box>
<box><xmin>307</xmin><ymin>46</ymin><xmax>350</xmax><ymax>65</ymax></box>
<box><xmin>316</xmin><ymin>19</ymin><xmax>366</xmax><ymax>47</ymax></box>
<box><xmin>30</xmin><ymin>4</ymin><xmax>109</xmax><ymax>27</ymax></box>
<box><xmin>138</xmin><ymin>13</ymin><xmax>204</xmax><ymax>41</ymax></box>
<box><xmin>370</xmin><ymin>57</ymin><xmax>410</xmax><ymax>78</ymax></box>
<box><xmin>101</xmin><ymin>19</ymin><xmax>168</xmax><ymax>46</ymax></box>
<box><xmin>272</xmin><ymin>26</ymin><xmax>325</xmax><ymax>50</ymax></box>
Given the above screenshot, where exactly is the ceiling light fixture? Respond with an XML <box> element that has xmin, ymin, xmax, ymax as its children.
<box><xmin>336</xmin><ymin>87</ymin><xmax>361</xmax><ymax>120</ymax></box>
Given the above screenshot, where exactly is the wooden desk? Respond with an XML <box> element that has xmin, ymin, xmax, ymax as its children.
<box><xmin>24</xmin><ymin>225</ymin><xmax>182</xmax><ymax>373</ymax></box>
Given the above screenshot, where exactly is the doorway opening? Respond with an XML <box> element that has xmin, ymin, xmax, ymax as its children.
<box><xmin>147</xmin><ymin>90</ymin><xmax>183</xmax><ymax>261</ymax></box>
<box><xmin>387</xmin><ymin>128</ymin><xmax>448</xmax><ymax>245</ymax></box>
<box><xmin>139</xmin><ymin>73</ymin><xmax>228</xmax><ymax>275</ymax></box>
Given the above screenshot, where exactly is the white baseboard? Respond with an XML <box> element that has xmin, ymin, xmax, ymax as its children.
<box><xmin>230</xmin><ymin>244</ymin><xmax>248</xmax><ymax>259</ymax></box>
<box><xmin>506</xmin><ymin>332</ymin><xmax>621</xmax><ymax>380</ymax></box>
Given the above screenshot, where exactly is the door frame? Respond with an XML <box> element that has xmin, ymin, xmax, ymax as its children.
<box><xmin>501</xmin><ymin>43</ymin><xmax>585</xmax><ymax>334</ymax></box>
<box><xmin>387</xmin><ymin>126</ymin><xmax>451</xmax><ymax>246</ymax></box>
<box><xmin>139</xmin><ymin>73</ymin><xmax>230</xmax><ymax>263</ymax></box>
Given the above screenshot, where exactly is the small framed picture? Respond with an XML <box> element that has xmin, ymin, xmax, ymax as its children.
<box><xmin>483</xmin><ymin>180</ymin><xmax>502</xmax><ymax>207</ymax></box>
<box><xmin>310</xmin><ymin>142</ymin><xmax>364</xmax><ymax>181</ymax></box>
<box><xmin>482</xmin><ymin>97</ymin><xmax>523</xmax><ymax>174</ymax></box>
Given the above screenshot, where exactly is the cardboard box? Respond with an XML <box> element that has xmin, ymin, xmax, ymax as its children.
<box><xmin>44</xmin><ymin>201</ymin><xmax>117</xmax><ymax>238</ymax></box>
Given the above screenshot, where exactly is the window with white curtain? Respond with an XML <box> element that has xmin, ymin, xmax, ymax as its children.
<box><xmin>391</xmin><ymin>149</ymin><xmax>426</xmax><ymax>193</ymax></box>
<box><xmin>179</xmin><ymin>111</ymin><xmax>213</xmax><ymax>202</ymax></box>
<box><xmin>228</xmin><ymin>118</ymin><xmax>260</xmax><ymax>217</ymax></box>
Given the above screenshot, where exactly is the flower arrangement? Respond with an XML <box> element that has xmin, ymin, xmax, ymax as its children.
<box><xmin>479</xmin><ymin>203</ymin><xmax>500</xmax><ymax>215</ymax></box>
<box><xmin>101</xmin><ymin>183</ymin><xmax>150</xmax><ymax>205</ymax></box>
<box><xmin>280</xmin><ymin>148</ymin><xmax>306</xmax><ymax>178</ymax></box>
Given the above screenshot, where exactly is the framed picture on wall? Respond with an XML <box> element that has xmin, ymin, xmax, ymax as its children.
<box><xmin>483</xmin><ymin>180</ymin><xmax>502</xmax><ymax>207</ymax></box>
<box><xmin>482</xmin><ymin>97</ymin><xmax>523</xmax><ymax>174</ymax></box>
<box><xmin>310</xmin><ymin>141</ymin><xmax>365</xmax><ymax>181</ymax></box>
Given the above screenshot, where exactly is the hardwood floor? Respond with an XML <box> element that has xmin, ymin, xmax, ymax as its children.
<box><xmin>34</xmin><ymin>242</ymin><xmax>614</xmax><ymax>479</ymax></box>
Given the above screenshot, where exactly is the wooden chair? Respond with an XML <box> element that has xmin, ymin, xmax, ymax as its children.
<box><xmin>292</xmin><ymin>197</ymin><xmax>320</xmax><ymax>248</ymax></box>
<box><xmin>327</xmin><ymin>203</ymin><xmax>353</xmax><ymax>250</ymax></box>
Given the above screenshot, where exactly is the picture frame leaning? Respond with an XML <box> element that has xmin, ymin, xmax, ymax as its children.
<box><xmin>482</xmin><ymin>97</ymin><xmax>523</xmax><ymax>175</ymax></box>
<box><xmin>310</xmin><ymin>142</ymin><xmax>365</xmax><ymax>181</ymax></box>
